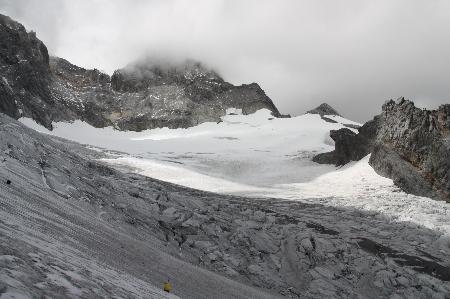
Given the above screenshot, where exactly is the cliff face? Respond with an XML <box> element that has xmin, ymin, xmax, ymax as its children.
<box><xmin>314</xmin><ymin>98</ymin><xmax>450</xmax><ymax>202</ymax></box>
<box><xmin>0</xmin><ymin>14</ymin><xmax>76</xmax><ymax>129</ymax></box>
<box><xmin>370</xmin><ymin>99</ymin><xmax>450</xmax><ymax>201</ymax></box>
<box><xmin>0</xmin><ymin>14</ymin><xmax>281</xmax><ymax>131</ymax></box>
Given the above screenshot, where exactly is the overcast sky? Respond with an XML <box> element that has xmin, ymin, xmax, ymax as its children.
<box><xmin>1</xmin><ymin>0</ymin><xmax>449</xmax><ymax>121</ymax></box>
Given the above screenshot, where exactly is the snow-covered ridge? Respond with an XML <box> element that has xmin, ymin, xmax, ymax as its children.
<box><xmin>19</xmin><ymin>109</ymin><xmax>450</xmax><ymax>236</ymax></box>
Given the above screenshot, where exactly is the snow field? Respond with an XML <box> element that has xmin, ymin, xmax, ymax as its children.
<box><xmin>20</xmin><ymin>109</ymin><xmax>450</xmax><ymax>237</ymax></box>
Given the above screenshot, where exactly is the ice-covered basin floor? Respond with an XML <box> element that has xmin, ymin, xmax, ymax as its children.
<box><xmin>20</xmin><ymin>109</ymin><xmax>450</xmax><ymax>236</ymax></box>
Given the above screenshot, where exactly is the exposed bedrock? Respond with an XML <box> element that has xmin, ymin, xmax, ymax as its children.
<box><xmin>314</xmin><ymin>98</ymin><xmax>450</xmax><ymax>202</ymax></box>
<box><xmin>0</xmin><ymin>14</ymin><xmax>69</xmax><ymax>129</ymax></box>
<box><xmin>312</xmin><ymin>116</ymin><xmax>379</xmax><ymax>166</ymax></box>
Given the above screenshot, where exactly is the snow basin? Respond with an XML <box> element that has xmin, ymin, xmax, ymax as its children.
<box><xmin>20</xmin><ymin>109</ymin><xmax>450</xmax><ymax>236</ymax></box>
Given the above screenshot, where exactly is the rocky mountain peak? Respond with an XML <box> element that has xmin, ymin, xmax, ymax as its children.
<box><xmin>307</xmin><ymin>103</ymin><xmax>341</xmax><ymax>116</ymax></box>
<box><xmin>111</xmin><ymin>58</ymin><xmax>224</xmax><ymax>92</ymax></box>
<box><xmin>0</xmin><ymin>13</ymin><xmax>56</xmax><ymax>128</ymax></box>
<box><xmin>0</xmin><ymin>14</ymin><xmax>50</xmax><ymax>71</ymax></box>
<box><xmin>0</xmin><ymin>14</ymin><xmax>281</xmax><ymax>131</ymax></box>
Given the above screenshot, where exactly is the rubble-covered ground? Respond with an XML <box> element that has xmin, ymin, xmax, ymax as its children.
<box><xmin>2</xmin><ymin>113</ymin><xmax>450</xmax><ymax>299</ymax></box>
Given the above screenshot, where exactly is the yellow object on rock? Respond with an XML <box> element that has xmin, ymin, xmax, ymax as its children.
<box><xmin>163</xmin><ymin>281</ymin><xmax>173</xmax><ymax>292</ymax></box>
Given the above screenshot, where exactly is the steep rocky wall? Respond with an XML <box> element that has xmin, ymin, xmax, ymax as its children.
<box><xmin>0</xmin><ymin>14</ymin><xmax>69</xmax><ymax>129</ymax></box>
<box><xmin>371</xmin><ymin>99</ymin><xmax>450</xmax><ymax>201</ymax></box>
<box><xmin>314</xmin><ymin>98</ymin><xmax>450</xmax><ymax>202</ymax></box>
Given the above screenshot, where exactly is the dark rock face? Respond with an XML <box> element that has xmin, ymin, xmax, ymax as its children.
<box><xmin>307</xmin><ymin>103</ymin><xmax>341</xmax><ymax>116</ymax></box>
<box><xmin>314</xmin><ymin>98</ymin><xmax>450</xmax><ymax>202</ymax></box>
<box><xmin>0</xmin><ymin>14</ymin><xmax>73</xmax><ymax>129</ymax></box>
<box><xmin>0</xmin><ymin>14</ymin><xmax>281</xmax><ymax>131</ymax></box>
<box><xmin>369</xmin><ymin>144</ymin><xmax>440</xmax><ymax>199</ymax></box>
<box><xmin>313</xmin><ymin>117</ymin><xmax>379</xmax><ymax>166</ymax></box>
<box><xmin>370</xmin><ymin>99</ymin><xmax>450</xmax><ymax>201</ymax></box>
<box><xmin>106</xmin><ymin>61</ymin><xmax>281</xmax><ymax>130</ymax></box>
<box><xmin>50</xmin><ymin>57</ymin><xmax>281</xmax><ymax>131</ymax></box>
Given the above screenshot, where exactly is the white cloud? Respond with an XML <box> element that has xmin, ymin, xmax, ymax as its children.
<box><xmin>1</xmin><ymin>0</ymin><xmax>449</xmax><ymax>120</ymax></box>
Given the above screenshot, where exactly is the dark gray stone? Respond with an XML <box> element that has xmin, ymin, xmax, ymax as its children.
<box><xmin>313</xmin><ymin>117</ymin><xmax>379</xmax><ymax>166</ymax></box>
<box><xmin>370</xmin><ymin>98</ymin><xmax>449</xmax><ymax>201</ymax></box>
<box><xmin>369</xmin><ymin>144</ymin><xmax>437</xmax><ymax>199</ymax></box>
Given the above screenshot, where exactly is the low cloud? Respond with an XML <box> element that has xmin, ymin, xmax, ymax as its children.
<box><xmin>1</xmin><ymin>0</ymin><xmax>449</xmax><ymax>121</ymax></box>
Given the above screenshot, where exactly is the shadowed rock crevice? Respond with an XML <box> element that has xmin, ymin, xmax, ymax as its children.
<box><xmin>357</xmin><ymin>238</ymin><xmax>450</xmax><ymax>282</ymax></box>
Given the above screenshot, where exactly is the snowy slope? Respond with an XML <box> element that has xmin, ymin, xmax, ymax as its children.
<box><xmin>20</xmin><ymin>109</ymin><xmax>450</xmax><ymax>237</ymax></box>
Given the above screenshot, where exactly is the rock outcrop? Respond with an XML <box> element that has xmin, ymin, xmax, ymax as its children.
<box><xmin>314</xmin><ymin>98</ymin><xmax>450</xmax><ymax>202</ymax></box>
<box><xmin>0</xmin><ymin>14</ymin><xmax>281</xmax><ymax>131</ymax></box>
<box><xmin>370</xmin><ymin>99</ymin><xmax>449</xmax><ymax>201</ymax></box>
<box><xmin>312</xmin><ymin>117</ymin><xmax>379</xmax><ymax>166</ymax></box>
<box><xmin>0</xmin><ymin>14</ymin><xmax>78</xmax><ymax>129</ymax></box>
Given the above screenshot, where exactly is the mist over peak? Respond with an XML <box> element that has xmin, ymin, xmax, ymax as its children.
<box><xmin>1</xmin><ymin>0</ymin><xmax>450</xmax><ymax>120</ymax></box>
<box><xmin>116</xmin><ymin>55</ymin><xmax>222</xmax><ymax>83</ymax></box>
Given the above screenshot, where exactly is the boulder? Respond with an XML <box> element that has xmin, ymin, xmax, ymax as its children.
<box><xmin>313</xmin><ymin>117</ymin><xmax>379</xmax><ymax>166</ymax></box>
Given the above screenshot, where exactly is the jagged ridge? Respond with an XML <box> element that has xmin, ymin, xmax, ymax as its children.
<box><xmin>314</xmin><ymin>98</ymin><xmax>450</xmax><ymax>202</ymax></box>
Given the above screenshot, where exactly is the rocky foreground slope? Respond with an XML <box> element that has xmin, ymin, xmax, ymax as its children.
<box><xmin>2</xmin><ymin>113</ymin><xmax>450</xmax><ymax>298</ymax></box>
<box><xmin>0</xmin><ymin>14</ymin><xmax>280</xmax><ymax>131</ymax></box>
<box><xmin>314</xmin><ymin>98</ymin><xmax>450</xmax><ymax>202</ymax></box>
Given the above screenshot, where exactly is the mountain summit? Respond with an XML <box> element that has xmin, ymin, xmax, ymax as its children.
<box><xmin>306</xmin><ymin>103</ymin><xmax>341</xmax><ymax>116</ymax></box>
<box><xmin>0</xmin><ymin>14</ymin><xmax>281</xmax><ymax>131</ymax></box>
